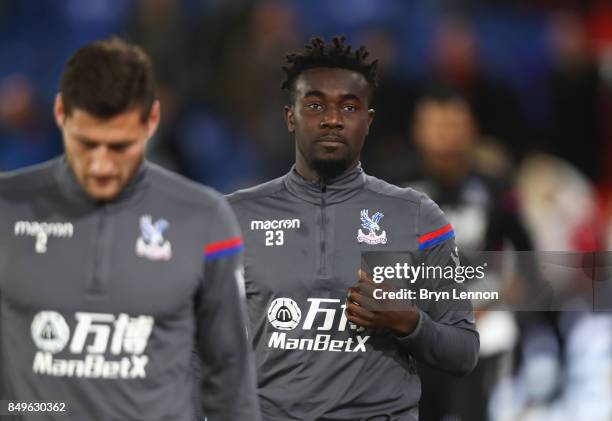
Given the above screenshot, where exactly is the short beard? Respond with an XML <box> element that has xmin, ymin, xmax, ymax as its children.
<box><xmin>310</xmin><ymin>156</ymin><xmax>353</xmax><ymax>181</ymax></box>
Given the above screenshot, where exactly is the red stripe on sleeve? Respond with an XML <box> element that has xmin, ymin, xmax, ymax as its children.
<box><xmin>204</xmin><ymin>236</ymin><xmax>243</xmax><ymax>254</ymax></box>
<box><xmin>418</xmin><ymin>224</ymin><xmax>453</xmax><ymax>243</ymax></box>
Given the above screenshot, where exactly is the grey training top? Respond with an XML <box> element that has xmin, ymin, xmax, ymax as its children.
<box><xmin>228</xmin><ymin>164</ymin><xmax>479</xmax><ymax>421</ymax></box>
<box><xmin>0</xmin><ymin>157</ymin><xmax>260</xmax><ymax>421</ymax></box>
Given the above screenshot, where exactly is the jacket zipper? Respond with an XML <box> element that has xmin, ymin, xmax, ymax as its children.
<box><xmin>90</xmin><ymin>204</ymin><xmax>110</xmax><ymax>294</ymax></box>
<box><xmin>320</xmin><ymin>182</ymin><xmax>327</xmax><ymax>275</ymax></box>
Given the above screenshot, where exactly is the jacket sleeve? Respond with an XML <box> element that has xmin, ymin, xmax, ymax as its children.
<box><xmin>196</xmin><ymin>198</ymin><xmax>261</xmax><ymax>421</ymax></box>
<box><xmin>394</xmin><ymin>194</ymin><xmax>480</xmax><ymax>377</ymax></box>
<box><xmin>0</xmin><ymin>289</ymin><xmax>3</xmax><ymax>399</ymax></box>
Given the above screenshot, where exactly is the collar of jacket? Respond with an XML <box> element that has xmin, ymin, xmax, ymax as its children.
<box><xmin>284</xmin><ymin>162</ymin><xmax>366</xmax><ymax>205</ymax></box>
<box><xmin>54</xmin><ymin>156</ymin><xmax>149</xmax><ymax>207</ymax></box>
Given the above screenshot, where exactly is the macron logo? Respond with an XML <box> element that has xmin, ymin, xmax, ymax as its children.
<box><xmin>250</xmin><ymin>219</ymin><xmax>300</xmax><ymax>231</ymax></box>
<box><xmin>14</xmin><ymin>221</ymin><xmax>74</xmax><ymax>254</ymax></box>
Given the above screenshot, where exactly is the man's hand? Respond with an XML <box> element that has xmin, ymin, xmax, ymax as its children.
<box><xmin>345</xmin><ymin>270</ymin><xmax>420</xmax><ymax>335</ymax></box>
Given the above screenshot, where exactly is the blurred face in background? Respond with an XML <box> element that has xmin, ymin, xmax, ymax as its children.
<box><xmin>413</xmin><ymin>98</ymin><xmax>476</xmax><ymax>181</ymax></box>
<box><xmin>54</xmin><ymin>95</ymin><xmax>160</xmax><ymax>201</ymax></box>
<box><xmin>433</xmin><ymin>16</ymin><xmax>478</xmax><ymax>83</ymax></box>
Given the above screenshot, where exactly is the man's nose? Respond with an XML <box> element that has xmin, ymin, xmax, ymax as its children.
<box><xmin>320</xmin><ymin>107</ymin><xmax>344</xmax><ymax>130</ymax></box>
<box><xmin>89</xmin><ymin>146</ymin><xmax>115</xmax><ymax>175</ymax></box>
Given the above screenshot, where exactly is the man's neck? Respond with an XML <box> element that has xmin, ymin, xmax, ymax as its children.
<box><xmin>295</xmin><ymin>160</ymin><xmax>359</xmax><ymax>184</ymax></box>
<box><xmin>295</xmin><ymin>157</ymin><xmax>319</xmax><ymax>182</ymax></box>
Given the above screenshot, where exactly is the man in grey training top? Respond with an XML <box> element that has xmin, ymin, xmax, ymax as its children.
<box><xmin>0</xmin><ymin>38</ymin><xmax>260</xmax><ymax>421</ymax></box>
<box><xmin>228</xmin><ymin>36</ymin><xmax>479</xmax><ymax>420</ymax></box>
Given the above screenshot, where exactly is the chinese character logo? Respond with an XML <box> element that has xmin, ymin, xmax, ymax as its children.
<box><xmin>357</xmin><ymin>209</ymin><xmax>388</xmax><ymax>245</ymax></box>
<box><xmin>136</xmin><ymin>215</ymin><xmax>172</xmax><ymax>261</ymax></box>
<box><xmin>31</xmin><ymin>311</ymin><xmax>155</xmax><ymax>379</ymax></box>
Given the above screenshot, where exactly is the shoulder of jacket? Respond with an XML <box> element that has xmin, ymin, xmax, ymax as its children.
<box><xmin>363</xmin><ymin>174</ymin><xmax>423</xmax><ymax>205</ymax></box>
<box><xmin>363</xmin><ymin>174</ymin><xmax>451</xmax><ymax>238</ymax></box>
<box><xmin>0</xmin><ymin>158</ymin><xmax>58</xmax><ymax>195</ymax></box>
<box><xmin>226</xmin><ymin>176</ymin><xmax>285</xmax><ymax>205</ymax></box>
<box><xmin>145</xmin><ymin>161</ymin><xmax>225</xmax><ymax>209</ymax></box>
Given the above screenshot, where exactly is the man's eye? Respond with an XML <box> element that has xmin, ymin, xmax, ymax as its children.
<box><xmin>343</xmin><ymin>105</ymin><xmax>356</xmax><ymax>112</ymax></box>
<box><xmin>109</xmin><ymin>144</ymin><xmax>130</xmax><ymax>152</ymax></box>
<box><xmin>307</xmin><ymin>103</ymin><xmax>323</xmax><ymax>111</ymax></box>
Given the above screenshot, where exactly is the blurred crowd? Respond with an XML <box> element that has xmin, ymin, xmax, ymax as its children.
<box><xmin>1</xmin><ymin>0</ymin><xmax>611</xmax><ymax>420</ymax></box>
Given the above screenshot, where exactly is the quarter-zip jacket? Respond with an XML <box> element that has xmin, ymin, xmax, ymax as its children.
<box><xmin>0</xmin><ymin>157</ymin><xmax>260</xmax><ymax>421</ymax></box>
<box><xmin>228</xmin><ymin>164</ymin><xmax>479</xmax><ymax>421</ymax></box>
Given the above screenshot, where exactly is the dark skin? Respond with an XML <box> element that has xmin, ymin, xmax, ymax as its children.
<box><xmin>284</xmin><ymin>67</ymin><xmax>420</xmax><ymax>335</ymax></box>
<box><xmin>346</xmin><ymin>270</ymin><xmax>421</xmax><ymax>335</ymax></box>
<box><xmin>284</xmin><ymin>67</ymin><xmax>374</xmax><ymax>182</ymax></box>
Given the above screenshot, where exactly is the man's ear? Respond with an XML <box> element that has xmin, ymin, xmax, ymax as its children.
<box><xmin>145</xmin><ymin>100</ymin><xmax>161</xmax><ymax>140</ymax></box>
<box><xmin>366</xmin><ymin>108</ymin><xmax>375</xmax><ymax>134</ymax></box>
<box><xmin>284</xmin><ymin>105</ymin><xmax>295</xmax><ymax>133</ymax></box>
<box><xmin>53</xmin><ymin>93</ymin><xmax>66</xmax><ymax>129</ymax></box>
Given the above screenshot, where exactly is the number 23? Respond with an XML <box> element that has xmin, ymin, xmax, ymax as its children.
<box><xmin>265</xmin><ymin>230</ymin><xmax>284</xmax><ymax>246</ymax></box>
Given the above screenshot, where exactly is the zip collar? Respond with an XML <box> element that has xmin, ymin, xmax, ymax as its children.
<box><xmin>284</xmin><ymin>163</ymin><xmax>366</xmax><ymax>205</ymax></box>
<box><xmin>54</xmin><ymin>156</ymin><xmax>149</xmax><ymax>207</ymax></box>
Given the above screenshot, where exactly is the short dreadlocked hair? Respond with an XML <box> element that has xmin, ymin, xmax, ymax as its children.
<box><xmin>281</xmin><ymin>36</ymin><xmax>379</xmax><ymax>104</ymax></box>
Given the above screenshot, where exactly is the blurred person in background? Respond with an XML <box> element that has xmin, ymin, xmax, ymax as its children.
<box><xmin>0</xmin><ymin>37</ymin><xmax>260</xmax><ymax>421</ymax></box>
<box><xmin>586</xmin><ymin>0</ymin><xmax>612</xmax><ymax>185</ymax></box>
<box><xmin>0</xmin><ymin>74</ymin><xmax>61</xmax><ymax>171</ymax></box>
<box><xmin>546</xmin><ymin>9</ymin><xmax>604</xmax><ymax>183</ymax></box>
<box><xmin>516</xmin><ymin>154</ymin><xmax>600</xmax><ymax>253</ymax></box>
<box><xmin>220</xmin><ymin>0</ymin><xmax>301</xmax><ymax>179</ymax></box>
<box><xmin>126</xmin><ymin>0</ymin><xmax>263</xmax><ymax>193</ymax></box>
<box><xmin>405</xmin><ymin>87</ymin><xmax>537</xmax><ymax>421</ymax></box>
<box><xmin>407</xmin><ymin>87</ymin><xmax>532</xmax><ymax>253</ymax></box>
<box><xmin>487</xmin><ymin>300</ymin><xmax>612</xmax><ymax>421</ymax></box>
<box><xmin>356</xmin><ymin>27</ymin><xmax>420</xmax><ymax>184</ymax></box>
<box><xmin>125</xmin><ymin>0</ymin><xmax>189</xmax><ymax>173</ymax></box>
<box><xmin>428</xmin><ymin>15</ymin><xmax>527</xmax><ymax>164</ymax></box>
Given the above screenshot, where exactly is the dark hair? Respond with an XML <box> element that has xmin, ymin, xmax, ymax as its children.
<box><xmin>281</xmin><ymin>36</ymin><xmax>379</xmax><ymax>101</ymax></box>
<box><xmin>417</xmin><ymin>83</ymin><xmax>469</xmax><ymax>106</ymax></box>
<box><xmin>60</xmin><ymin>37</ymin><xmax>156</xmax><ymax>122</ymax></box>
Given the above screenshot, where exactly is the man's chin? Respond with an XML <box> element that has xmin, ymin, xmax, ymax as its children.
<box><xmin>84</xmin><ymin>184</ymin><xmax>122</xmax><ymax>201</ymax></box>
<box><xmin>310</xmin><ymin>157</ymin><xmax>353</xmax><ymax>181</ymax></box>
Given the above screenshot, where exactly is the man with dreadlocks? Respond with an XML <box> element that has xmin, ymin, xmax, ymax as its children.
<box><xmin>227</xmin><ymin>36</ymin><xmax>479</xmax><ymax>420</ymax></box>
